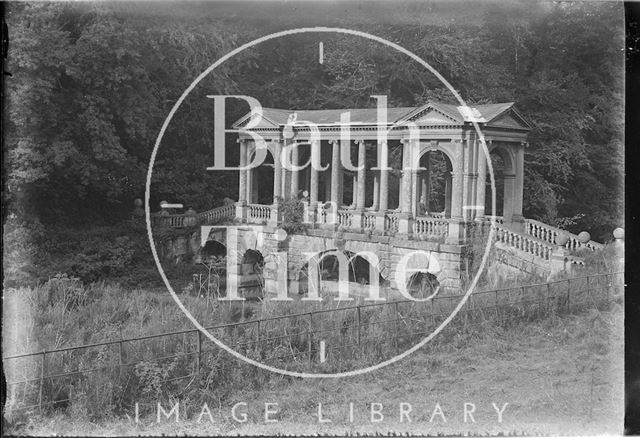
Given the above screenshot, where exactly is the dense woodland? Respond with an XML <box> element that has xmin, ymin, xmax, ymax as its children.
<box><xmin>3</xmin><ymin>1</ymin><xmax>624</xmax><ymax>285</ymax></box>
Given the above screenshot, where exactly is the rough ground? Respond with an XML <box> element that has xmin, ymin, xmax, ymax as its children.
<box><xmin>8</xmin><ymin>302</ymin><xmax>623</xmax><ymax>436</ymax></box>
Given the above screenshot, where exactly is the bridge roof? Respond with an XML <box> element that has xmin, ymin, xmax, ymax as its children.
<box><xmin>233</xmin><ymin>100</ymin><xmax>531</xmax><ymax>130</ymax></box>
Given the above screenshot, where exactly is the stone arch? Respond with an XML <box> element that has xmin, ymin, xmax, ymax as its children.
<box><xmin>415</xmin><ymin>148</ymin><xmax>454</xmax><ymax>217</ymax></box>
<box><xmin>296</xmin><ymin>248</ymin><xmax>386</xmax><ymax>299</ymax></box>
<box><xmin>201</xmin><ymin>240</ymin><xmax>227</xmax><ymax>259</ymax></box>
<box><xmin>249</xmin><ymin>148</ymin><xmax>275</xmax><ymax>204</ymax></box>
<box><xmin>406</xmin><ymin>272</ymin><xmax>440</xmax><ymax>300</ymax></box>
<box><xmin>239</xmin><ymin>248</ymin><xmax>265</xmax><ymax>300</ymax></box>
<box><xmin>486</xmin><ymin>143</ymin><xmax>516</xmax><ymax>217</ymax></box>
<box><xmin>488</xmin><ymin>143</ymin><xmax>516</xmax><ymax>174</ymax></box>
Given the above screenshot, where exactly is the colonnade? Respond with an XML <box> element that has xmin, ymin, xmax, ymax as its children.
<box><xmin>236</xmin><ymin>136</ymin><xmax>525</xmax><ymax>235</ymax></box>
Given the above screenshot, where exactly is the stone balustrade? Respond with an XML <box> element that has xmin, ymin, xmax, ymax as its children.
<box><xmin>247</xmin><ymin>204</ymin><xmax>272</xmax><ymax>223</ymax></box>
<box><xmin>495</xmin><ymin>223</ymin><xmax>554</xmax><ymax>261</ymax></box>
<box><xmin>199</xmin><ymin>204</ymin><xmax>235</xmax><ymax>224</ymax></box>
<box><xmin>337</xmin><ymin>209</ymin><xmax>355</xmax><ymax>228</ymax></box>
<box><xmin>384</xmin><ymin>213</ymin><xmax>399</xmax><ymax>232</ymax></box>
<box><xmin>362</xmin><ymin>212</ymin><xmax>377</xmax><ymax>231</ymax></box>
<box><xmin>524</xmin><ymin>218</ymin><xmax>604</xmax><ymax>252</ymax></box>
<box><xmin>413</xmin><ymin>216</ymin><xmax>449</xmax><ymax>239</ymax></box>
<box><xmin>151</xmin><ymin>204</ymin><xmax>236</xmax><ymax>228</ymax></box>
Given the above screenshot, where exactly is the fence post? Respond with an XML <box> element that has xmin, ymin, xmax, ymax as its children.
<box><xmin>394</xmin><ymin>302</ymin><xmax>399</xmax><ymax>355</ymax></box>
<box><xmin>196</xmin><ymin>330</ymin><xmax>202</xmax><ymax>374</ymax></box>
<box><xmin>118</xmin><ymin>340</ymin><xmax>124</xmax><ymax>385</ymax></box>
<box><xmin>307</xmin><ymin>313</ymin><xmax>313</xmax><ymax>365</ymax></box>
<box><xmin>356</xmin><ymin>305</ymin><xmax>361</xmax><ymax>348</ymax></box>
<box><xmin>38</xmin><ymin>351</ymin><xmax>46</xmax><ymax>413</ymax></box>
<box><xmin>430</xmin><ymin>299</ymin><xmax>434</xmax><ymax>327</ymax></box>
<box><xmin>566</xmin><ymin>279</ymin><xmax>571</xmax><ymax>313</ymax></box>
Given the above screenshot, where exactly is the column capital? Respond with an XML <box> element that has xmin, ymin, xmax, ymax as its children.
<box><xmin>355</xmin><ymin>139</ymin><xmax>366</xmax><ymax>146</ymax></box>
<box><xmin>329</xmin><ymin>139</ymin><xmax>339</xmax><ymax>146</ymax></box>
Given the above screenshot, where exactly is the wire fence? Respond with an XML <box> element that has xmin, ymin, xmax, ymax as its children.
<box><xmin>2</xmin><ymin>271</ymin><xmax>623</xmax><ymax>417</ymax></box>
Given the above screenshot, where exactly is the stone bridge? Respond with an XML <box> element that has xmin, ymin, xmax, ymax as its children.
<box><xmin>198</xmin><ymin>224</ymin><xmax>469</xmax><ymax>298</ymax></box>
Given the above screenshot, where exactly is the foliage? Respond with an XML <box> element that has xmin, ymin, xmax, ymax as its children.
<box><xmin>278</xmin><ymin>197</ymin><xmax>306</xmax><ymax>234</ymax></box>
<box><xmin>3</xmin><ymin>1</ymin><xmax>624</xmax><ymax>284</ymax></box>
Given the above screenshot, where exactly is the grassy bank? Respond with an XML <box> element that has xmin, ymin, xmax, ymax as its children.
<box><xmin>6</xmin><ymin>298</ymin><xmax>623</xmax><ymax>436</ymax></box>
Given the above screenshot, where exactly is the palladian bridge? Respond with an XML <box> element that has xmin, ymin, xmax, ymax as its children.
<box><xmin>152</xmin><ymin>101</ymin><xmax>604</xmax><ymax>297</ymax></box>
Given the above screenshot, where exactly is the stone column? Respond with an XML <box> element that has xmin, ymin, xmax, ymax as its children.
<box><xmin>330</xmin><ymin>140</ymin><xmax>340</xmax><ymax>206</ymax></box>
<box><xmin>290</xmin><ymin>143</ymin><xmax>299</xmax><ymax>198</ymax></box>
<box><xmin>338</xmin><ymin>164</ymin><xmax>344</xmax><ymax>207</ymax></box>
<box><xmin>310</xmin><ymin>140</ymin><xmax>320</xmax><ymax>205</ymax></box>
<box><xmin>236</xmin><ymin>139</ymin><xmax>248</xmax><ymax>221</ymax></box>
<box><xmin>372</xmin><ymin>173</ymin><xmax>379</xmax><ymax>210</ymax></box>
<box><xmin>238</xmin><ymin>139</ymin><xmax>247</xmax><ymax>204</ymax></box>
<box><xmin>411</xmin><ymin>170</ymin><xmax>419</xmax><ymax>217</ymax></box>
<box><xmin>400</xmin><ymin>139</ymin><xmax>412</xmax><ymax>214</ymax></box>
<box><xmin>273</xmin><ymin>141</ymin><xmax>282</xmax><ymax>204</ymax></box>
<box><xmin>512</xmin><ymin>143</ymin><xmax>525</xmax><ymax>229</ymax></box>
<box><xmin>281</xmin><ymin>165</ymin><xmax>288</xmax><ymax>201</ymax></box>
<box><xmin>444</xmin><ymin>173</ymin><xmax>452</xmax><ymax>218</ymax></box>
<box><xmin>246</xmin><ymin>168</ymin><xmax>253</xmax><ymax>204</ymax></box>
<box><xmin>378</xmin><ymin>141</ymin><xmax>389</xmax><ymax>212</ymax></box>
<box><xmin>352</xmin><ymin>174</ymin><xmax>357</xmax><ymax>207</ymax></box>
<box><xmin>450</xmin><ymin>142</ymin><xmax>463</xmax><ymax>220</ymax></box>
<box><xmin>475</xmin><ymin>144</ymin><xmax>487</xmax><ymax>219</ymax></box>
<box><xmin>356</xmin><ymin>140</ymin><xmax>366</xmax><ymax>210</ymax></box>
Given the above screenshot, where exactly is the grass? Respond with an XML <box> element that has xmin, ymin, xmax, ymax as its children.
<box><xmin>2</xmin><ymin>257</ymin><xmax>623</xmax><ymax>434</ymax></box>
<box><xmin>6</xmin><ymin>298</ymin><xmax>623</xmax><ymax>436</ymax></box>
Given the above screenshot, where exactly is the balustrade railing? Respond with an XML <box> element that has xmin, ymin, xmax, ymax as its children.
<box><xmin>248</xmin><ymin>204</ymin><xmax>271</xmax><ymax>222</ymax></box>
<box><xmin>384</xmin><ymin>213</ymin><xmax>399</xmax><ymax>232</ymax></box>
<box><xmin>198</xmin><ymin>204</ymin><xmax>235</xmax><ymax>224</ymax></box>
<box><xmin>494</xmin><ymin>224</ymin><xmax>554</xmax><ymax>261</ymax></box>
<box><xmin>413</xmin><ymin>216</ymin><xmax>449</xmax><ymax>238</ymax></box>
<box><xmin>524</xmin><ymin>218</ymin><xmax>603</xmax><ymax>252</ymax></box>
<box><xmin>337</xmin><ymin>210</ymin><xmax>354</xmax><ymax>228</ymax></box>
<box><xmin>362</xmin><ymin>212</ymin><xmax>377</xmax><ymax>230</ymax></box>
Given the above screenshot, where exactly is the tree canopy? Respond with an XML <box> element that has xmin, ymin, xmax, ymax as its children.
<box><xmin>4</xmin><ymin>1</ymin><xmax>624</xmax><ymax>240</ymax></box>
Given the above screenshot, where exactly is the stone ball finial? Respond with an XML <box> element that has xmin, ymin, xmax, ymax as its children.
<box><xmin>134</xmin><ymin>198</ymin><xmax>143</xmax><ymax>208</ymax></box>
<box><xmin>577</xmin><ymin>231</ymin><xmax>591</xmax><ymax>243</ymax></box>
<box><xmin>613</xmin><ymin>227</ymin><xmax>624</xmax><ymax>240</ymax></box>
<box><xmin>186</xmin><ymin>208</ymin><xmax>197</xmax><ymax>216</ymax></box>
<box><xmin>160</xmin><ymin>200</ymin><xmax>168</xmax><ymax>208</ymax></box>
<box><xmin>556</xmin><ymin>234</ymin><xmax>569</xmax><ymax>246</ymax></box>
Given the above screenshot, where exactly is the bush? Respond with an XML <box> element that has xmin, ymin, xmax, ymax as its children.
<box><xmin>278</xmin><ymin>197</ymin><xmax>306</xmax><ymax>234</ymax></box>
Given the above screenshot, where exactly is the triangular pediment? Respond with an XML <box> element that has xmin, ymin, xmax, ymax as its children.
<box><xmin>486</xmin><ymin>109</ymin><xmax>531</xmax><ymax>130</ymax></box>
<box><xmin>232</xmin><ymin>110</ymin><xmax>280</xmax><ymax>129</ymax></box>
<box><xmin>411</xmin><ymin>109</ymin><xmax>460</xmax><ymax>125</ymax></box>
<box><xmin>399</xmin><ymin>102</ymin><xmax>462</xmax><ymax>125</ymax></box>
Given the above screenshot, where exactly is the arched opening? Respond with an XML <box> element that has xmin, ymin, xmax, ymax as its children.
<box><xmin>297</xmin><ymin>249</ymin><xmax>386</xmax><ymax>299</ymax></box>
<box><xmin>251</xmin><ymin>150</ymin><xmax>275</xmax><ymax>204</ymax></box>
<box><xmin>416</xmin><ymin>149</ymin><xmax>453</xmax><ymax>217</ymax></box>
<box><xmin>406</xmin><ymin>272</ymin><xmax>440</xmax><ymax>300</ymax></box>
<box><xmin>201</xmin><ymin>240</ymin><xmax>227</xmax><ymax>259</ymax></box>
<box><xmin>485</xmin><ymin>147</ymin><xmax>515</xmax><ymax>218</ymax></box>
<box><xmin>193</xmin><ymin>240</ymin><xmax>227</xmax><ymax>298</ymax></box>
<box><xmin>240</xmin><ymin>249</ymin><xmax>265</xmax><ymax>301</ymax></box>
